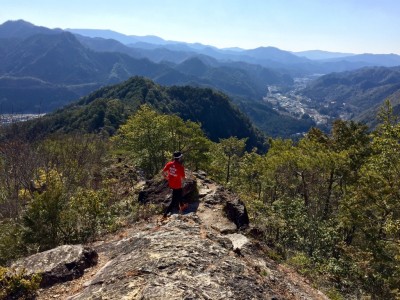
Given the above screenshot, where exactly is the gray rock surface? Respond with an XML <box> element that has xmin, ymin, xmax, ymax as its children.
<box><xmin>69</xmin><ymin>216</ymin><xmax>271</xmax><ymax>300</ymax></box>
<box><xmin>11</xmin><ymin>245</ymin><xmax>98</xmax><ymax>287</ymax></box>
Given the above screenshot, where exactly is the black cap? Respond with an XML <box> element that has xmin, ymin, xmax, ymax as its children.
<box><xmin>173</xmin><ymin>151</ymin><xmax>183</xmax><ymax>159</ymax></box>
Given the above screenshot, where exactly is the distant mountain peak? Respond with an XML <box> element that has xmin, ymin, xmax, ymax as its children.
<box><xmin>65</xmin><ymin>28</ymin><xmax>170</xmax><ymax>46</ymax></box>
<box><xmin>0</xmin><ymin>19</ymin><xmax>60</xmax><ymax>39</ymax></box>
<box><xmin>293</xmin><ymin>50</ymin><xmax>356</xmax><ymax>60</ymax></box>
<box><xmin>2</xmin><ymin>19</ymin><xmax>35</xmax><ymax>27</ymax></box>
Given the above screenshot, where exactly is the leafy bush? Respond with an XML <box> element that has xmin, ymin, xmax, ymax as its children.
<box><xmin>324</xmin><ymin>288</ymin><xmax>345</xmax><ymax>300</ymax></box>
<box><xmin>0</xmin><ymin>266</ymin><xmax>41</xmax><ymax>300</ymax></box>
<box><xmin>0</xmin><ymin>221</ymin><xmax>25</xmax><ymax>266</ymax></box>
<box><xmin>63</xmin><ymin>188</ymin><xmax>116</xmax><ymax>242</ymax></box>
<box><xmin>21</xmin><ymin>180</ymin><xmax>119</xmax><ymax>250</ymax></box>
<box><xmin>21</xmin><ymin>169</ymin><xmax>67</xmax><ymax>251</ymax></box>
<box><xmin>286</xmin><ymin>252</ymin><xmax>313</xmax><ymax>276</ymax></box>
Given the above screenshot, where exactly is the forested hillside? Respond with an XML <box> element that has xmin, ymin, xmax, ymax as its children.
<box><xmin>301</xmin><ymin>66</ymin><xmax>400</xmax><ymax>122</ymax></box>
<box><xmin>0</xmin><ymin>29</ymin><xmax>168</xmax><ymax>112</ymax></box>
<box><xmin>12</xmin><ymin>76</ymin><xmax>266</xmax><ymax>151</ymax></box>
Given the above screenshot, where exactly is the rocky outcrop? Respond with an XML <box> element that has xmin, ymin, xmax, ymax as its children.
<box><xmin>138</xmin><ymin>176</ymin><xmax>198</xmax><ymax>207</ymax></box>
<box><xmin>69</xmin><ymin>216</ymin><xmax>271</xmax><ymax>300</ymax></box>
<box><xmin>10</xmin><ymin>245</ymin><xmax>98</xmax><ymax>288</ymax></box>
<box><xmin>203</xmin><ymin>185</ymin><xmax>250</xmax><ymax>230</ymax></box>
<box><xmin>14</xmin><ymin>172</ymin><xmax>328</xmax><ymax>300</ymax></box>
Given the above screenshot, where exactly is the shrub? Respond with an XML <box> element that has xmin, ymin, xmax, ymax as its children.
<box><xmin>0</xmin><ymin>266</ymin><xmax>41</xmax><ymax>299</ymax></box>
<box><xmin>0</xmin><ymin>221</ymin><xmax>25</xmax><ymax>266</ymax></box>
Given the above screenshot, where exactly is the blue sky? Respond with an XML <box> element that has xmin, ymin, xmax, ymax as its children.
<box><xmin>1</xmin><ymin>0</ymin><xmax>399</xmax><ymax>54</ymax></box>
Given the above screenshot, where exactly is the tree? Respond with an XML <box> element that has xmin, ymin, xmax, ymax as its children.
<box><xmin>21</xmin><ymin>169</ymin><xmax>66</xmax><ymax>251</ymax></box>
<box><xmin>208</xmin><ymin>137</ymin><xmax>247</xmax><ymax>183</ymax></box>
<box><xmin>112</xmin><ymin>105</ymin><xmax>169</xmax><ymax>176</ymax></box>
<box><xmin>112</xmin><ymin>105</ymin><xmax>211</xmax><ymax>176</ymax></box>
<box><xmin>0</xmin><ymin>139</ymin><xmax>40</xmax><ymax>219</ymax></box>
<box><xmin>339</xmin><ymin>101</ymin><xmax>400</xmax><ymax>298</ymax></box>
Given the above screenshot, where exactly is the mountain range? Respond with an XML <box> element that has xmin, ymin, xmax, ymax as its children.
<box><xmin>67</xmin><ymin>27</ymin><xmax>400</xmax><ymax>70</ymax></box>
<box><xmin>0</xmin><ymin>20</ymin><xmax>295</xmax><ymax>100</ymax></box>
<box><xmin>0</xmin><ymin>20</ymin><xmax>310</xmax><ymax>138</ymax></box>
<box><xmin>1</xmin><ymin>19</ymin><xmax>400</xmax><ymax>138</ymax></box>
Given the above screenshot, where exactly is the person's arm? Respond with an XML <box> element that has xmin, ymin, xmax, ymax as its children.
<box><xmin>162</xmin><ymin>163</ymin><xmax>169</xmax><ymax>180</ymax></box>
<box><xmin>163</xmin><ymin>170</ymin><xmax>168</xmax><ymax>179</ymax></box>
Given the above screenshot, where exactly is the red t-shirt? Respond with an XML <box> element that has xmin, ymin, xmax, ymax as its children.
<box><xmin>163</xmin><ymin>160</ymin><xmax>185</xmax><ymax>189</ymax></box>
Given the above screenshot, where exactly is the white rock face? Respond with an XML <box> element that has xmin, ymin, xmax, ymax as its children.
<box><xmin>226</xmin><ymin>233</ymin><xmax>249</xmax><ymax>250</ymax></box>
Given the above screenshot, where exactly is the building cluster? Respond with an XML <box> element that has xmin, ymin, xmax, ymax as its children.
<box><xmin>0</xmin><ymin>114</ymin><xmax>44</xmax><ymax>124</ymax></box>
<box><xmin>263</xmin><ymin>76</ymin><xmax>329</xmax><ymax>125</ymax></box>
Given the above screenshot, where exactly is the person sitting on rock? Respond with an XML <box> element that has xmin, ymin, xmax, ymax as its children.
<box><xmin>162</xmin><ymin>151</ymin><xmax>187</xmax><ymax>217</ymax></box>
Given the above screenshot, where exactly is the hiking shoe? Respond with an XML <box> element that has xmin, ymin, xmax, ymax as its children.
<box><xmin>179</xmin><ymin>203</ymin><xmax>189</xmax><ymax>213</ymax></box>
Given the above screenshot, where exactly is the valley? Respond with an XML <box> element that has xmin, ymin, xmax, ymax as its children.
<box><xmin>263</xmin><ymin>75</ymin><xmax>330</xmax><ymax>125</ymax></box>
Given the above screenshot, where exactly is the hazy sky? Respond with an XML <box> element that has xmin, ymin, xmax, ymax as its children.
<box><xmin>1</xmin><ymin>0</ymin><xmax>399</xmax><ymax>54</ymax></box>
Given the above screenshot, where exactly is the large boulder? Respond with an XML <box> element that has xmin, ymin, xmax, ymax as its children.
<box><xmin>11</xmin><ymin>245</ymin><xmax>98</xmax><ymax>287</ymax></box>
<box><xmin>138</xmin><ymin>177</ymin><xmax>197</xmax><ymax>206</ymax></box>
<box><xmin>203</xmin><ymin>185</ymin><xmax>250</xmax><ymax>230</ymax></box>
<box><xmin>224</xmin><ymin>195</ymin><xmax>250</xmax><ymax>230</ymax></box>
<box><xmin>137</xmin><ymin>178</ymin><xmax>170</xmax><ymax>205</ymax></box>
